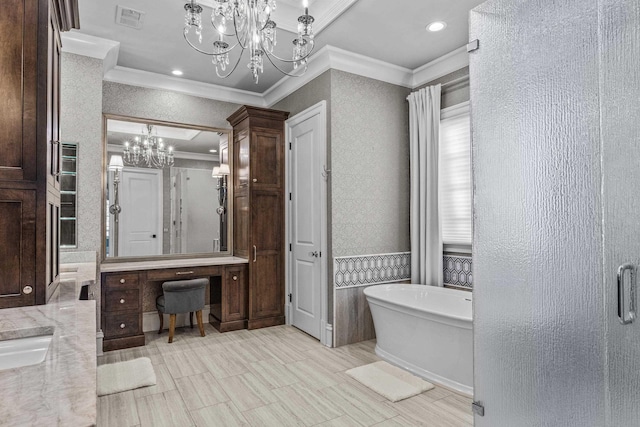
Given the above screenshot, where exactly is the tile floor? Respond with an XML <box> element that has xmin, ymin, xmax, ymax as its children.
<box><xmin>97</xmin><ymin>325</ymin><xmax>473</xmax><ymax>426</ymax></box>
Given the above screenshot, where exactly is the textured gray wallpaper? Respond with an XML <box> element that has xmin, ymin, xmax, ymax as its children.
<box><xmin>60</xmin><ymin>53</ymin><xmax>104</xmax><ymax>257</ymax></box>
<box><xmin>103</xmin><ymin>82</ymin><xmax>240</xmax><ymax>130</ymax></box>
<box><xmin>330</xmin><ymin>70</ymin><xmax>411</xmax><ymax>258</ymax></box>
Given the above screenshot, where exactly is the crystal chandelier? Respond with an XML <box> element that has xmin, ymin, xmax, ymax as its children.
<box><xmin>123</xmin><ymin>124</ymin><xmax>175</xmax><ymax>168</ymax></box>
<box><xmin>183</xmin><ymin>0</ymin><xmax>315</xmax><ymax>83</ymax></box>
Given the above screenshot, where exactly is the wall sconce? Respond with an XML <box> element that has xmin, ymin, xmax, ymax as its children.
<box><xmin>212</xmin><ymin>163</ymin><xmax>230</xmax><ymax>218</ymax></box>
<box><xmin>108</xmin><ymin>155</ymin><xmax>124</xmax><ymax>257</ymax></box>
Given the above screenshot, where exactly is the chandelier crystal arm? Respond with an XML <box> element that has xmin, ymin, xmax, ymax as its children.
<box><xmin>263</xmin><ymin>40</ymin><xmax>315</xmax><ymax>63</ymax></box>
<box><xmin>214</xmin><ymin>45</ymin><xmax>247</xmax><ymax>79</ymax></box>
<box><xmin>183</xmin><ymin>29</ymin><xmax>240</xmax><ymax>56</ymax></box>
<box><xmin>262</xmin><ymin>47</ymin><xmax>308</xmax><ymax>77</ymax></box>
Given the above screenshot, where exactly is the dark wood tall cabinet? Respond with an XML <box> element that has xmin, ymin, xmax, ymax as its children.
<box><xmin>228</xmin><ymin>106</ymin><xmax>289</xmax><ymax>329</ymax></box>
<box><xmin>0</xmin><ymin>0</ymin><xmax>79</xmax><ymax>308</ymax></box>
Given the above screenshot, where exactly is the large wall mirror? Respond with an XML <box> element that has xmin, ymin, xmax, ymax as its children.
<box><xmin>103</xmin><ymin>115</ymin><xmax>232</xmax><ymax>260</ymax></box>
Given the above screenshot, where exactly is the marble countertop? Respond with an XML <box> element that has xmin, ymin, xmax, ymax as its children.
<box><xmin>0</xmin><ymin>263</ymin><xmax>98</xmax><ymax>426</ymax></box>
<box><xmin>100</xmin><ymin>255</ymin><xmax>249</xmax><ymax>272</ymax></box>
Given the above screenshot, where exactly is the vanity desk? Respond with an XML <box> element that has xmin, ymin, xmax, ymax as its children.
<box><xmin>100</xmin><ymin>256</ymin><xmax>249</xmax><ymax>351</ymax></box>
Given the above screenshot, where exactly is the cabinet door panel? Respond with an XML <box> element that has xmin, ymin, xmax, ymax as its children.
<box><xmin>234</xmin><ymin>193</ymin><xmax>249</xmax><ymax>258</ymax></box>
<box><xmin>224</xmin><ymin>266</ymin><xmax>247</xmax><ymax>321</ymax></box>
<box><xmin>250</xmin><ymin>254</ymin><xmax>283</xmax><ymax>319</ymax></box>
<box><xmin>251</xmin><ymin>192</ymin><xmax>281</xmax><ymax>252</ymax></box>
<box><xmin>250</xmin><ymin>129</ymin><xmax>283</xmax><ymax>189</ymax></box>
<box><xmin>0</xmin><ymin>0</ymin><xmax>38</xmax><ymax>181</ymax></box>
<box><xmin>235</xmin><ymin>129</ymin><xmax>250</xmax><ymax>190</ymax></box>
<box><xmin>0</xmin><ymin>190</ymin><xmax>36</xmax><ymax>308</ymax></box>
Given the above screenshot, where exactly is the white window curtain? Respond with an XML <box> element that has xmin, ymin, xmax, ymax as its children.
<box><xmin>408</xmin><ymin>85</ymin><xmax>443</xmax><ymax>287</ymax></box>
<box><xmin>440</xmin><ymin>102</ymin><xmax>472</xmax><ymax>245</ymax></box>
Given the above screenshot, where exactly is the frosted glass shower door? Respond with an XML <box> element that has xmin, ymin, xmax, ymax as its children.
<box><xmin>600</xmin><ymin>0</ymin><xmax>640</xmax><ymax>425</ymax></box>
<box><xmin>470</xmin><ymin>0</ymin><xmax>606</xmax><ymax>426</ymax></box>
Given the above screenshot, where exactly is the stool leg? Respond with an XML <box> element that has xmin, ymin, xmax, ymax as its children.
<box><xmin>196</xmin><ymin>310</ymin><xmax>205</xmax><ymax>337</ymax></box>
<box><xmin>157</xmin><ymin>311</ymin><xmax>163</xmax><ymax>334</ymax></box>
<box><xmin>168</xmin><ymin>314</ymin><xmax>176</xmax><ymax>343</ymax></box>
<box><xmin>190</xmin><ymin>312</ymin><xmax>194</xmax><ymax>329</ymax></box>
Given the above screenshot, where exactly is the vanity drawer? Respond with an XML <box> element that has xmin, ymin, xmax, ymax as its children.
<box><xmin>105</xmin><ymin>289</ymin><xmax>140</xmax><ymax>312</ymax></box>
<box><xmin>104</xmin><ymin>273</ymin><xmax>139</xmax><ymax>289</ymax></box>
<box><xmin>146</xmin><ymin>266</ymin><xmax>222</xmax><ymax>281</ymax></box>
<box><xmin>104</xmin><ymin>312</ymin><xmax>141</xmax><ymax>338</ymax></box>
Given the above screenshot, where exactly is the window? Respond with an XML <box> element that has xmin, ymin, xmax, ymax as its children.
<box><xmin>440</xmin><ymin>102</ymin><xmax>472</xmax><ymax>246</ymax></box>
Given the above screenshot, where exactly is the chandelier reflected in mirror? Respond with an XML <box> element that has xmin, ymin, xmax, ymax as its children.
<box><xmin>123</xmin><ymin>124</ymin><xmax>175</xmax><ymax>168</ymax></box>
<box><xmin>183</xmin><ymin>0</ymin><xmax>315</xmax><ymax>83</ymax></box>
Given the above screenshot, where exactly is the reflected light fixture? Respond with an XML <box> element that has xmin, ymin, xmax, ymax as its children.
<box><xmin>172</xmin><ymin>69</ymin><xmax>184</xmax><ymax>76</ymax></box>
<box><xmin>183</xmin><ymin>0</ymin><xmax>315</xmax><ymax>83</ymax></box>
<box><xmin>108</xmin><ymin>155</ymin><xmax>125</xmax><ymax>257</ymax></box>
<box><xmin>427</xmin><ymin>21</ymin><xmax>447</xmax><ymax>32</ymax></box>
<box><xmin>123</xmin><ymin>124</ymin><xmax>175</xmax><ymax>168</ymax></box>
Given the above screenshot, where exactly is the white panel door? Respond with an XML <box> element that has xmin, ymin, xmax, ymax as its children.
<box><xmin>119</xmin><ymin>168</ymin><xmax>163</xmax><ymax>257</ymax></box>
<box><xmin>184</xmin><ymin>168</ymin><xmax>218</xmax><ymax>253</ymax></box>
<box><xmin>600</xmin><ymin>0</ymin><xmax>640</xmax><ymax>425</ymax></box>
<box><xmin>289</xmin><ymin>109</ymin><xmax>323</xmax><ymax>339</ymax></box>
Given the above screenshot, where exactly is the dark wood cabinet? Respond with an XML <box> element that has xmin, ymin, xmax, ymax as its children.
<box><xmin>101</xmin><ymin>271</ymin><xmax>145</xmax><ymax>352</ymax></box>
<box><xmin>0</xmin><ymin>0</ymin><xmax>78</xmax><ymax>308</ymax></box>
<box><xmin>228</xmin><ymin>106</ymin><xmax>289</xmax><ymax>330</ymax></box>
<box><xmin>210</xmin><ymin>264</ymin><xmax>248</xmax><ymax>332</ymax></box>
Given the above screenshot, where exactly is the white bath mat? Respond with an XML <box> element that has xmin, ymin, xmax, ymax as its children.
<box><xmin>346</xmin><ymin>361</ymin><xmax>434</xmax><ymax>402</ymax></box>
<box><xmin>97</xmin><ymin>357</ymin><xmax>156</xmax><ymax>396</ymax></box>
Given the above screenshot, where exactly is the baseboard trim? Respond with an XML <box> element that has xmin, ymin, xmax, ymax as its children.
<box><xmin>323</xmin><ymin>322</ymin><xmax>333</xmax><ymax>348</ymax></box>
<box><xmin>248</xmin><ymin>316</ymin><xmax>285</xmax><ymax>330</ymax></box>
<box><xmin>96</xmin><ymin>330</ymin><xmax>104</xmax><ymax>356</ymax></box>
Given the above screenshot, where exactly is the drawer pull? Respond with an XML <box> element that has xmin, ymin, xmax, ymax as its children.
<box><xmin>176</xmin><ymin>271</ymin><xmax>194</xmax><ymax>275</ymax></box>
<box><xmin>232</xmin><ymin>275</ymin><xmax>238</xmax><ymax>281</ymax></box>
<box><xmin>252</xmin><ymin>178</ymin><xmax>257</xmax><ymax>183</ymax></box>
<box><xmin>119</xmin><ymin>298</ymin><xmax>125</xmax><ymax>304</ymax></box>
<box><xmin>120</xmin><ymin>323</ymin><xmax>126</xmax><ymax>329</ymax></box>
<box><xmin>120</xmin><ymin>279</ymin><xmax>125</xmax><ymax>284</ymax></box>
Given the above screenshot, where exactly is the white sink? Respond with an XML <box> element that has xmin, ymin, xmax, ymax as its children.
<box><xmin>0</xmin><ymin>334</ymin><xmax>53</xmax><ymax>370</ymax></box>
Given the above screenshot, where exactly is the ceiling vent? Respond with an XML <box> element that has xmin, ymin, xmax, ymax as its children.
<box><xmin>115</xmin><ymin>5</ymin><xmax>145</xmax><ymax>30</ymax></box>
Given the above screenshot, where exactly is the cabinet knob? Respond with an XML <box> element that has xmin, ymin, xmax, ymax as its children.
<box><xmin>119</xmin><ymin>298</ymin><xmax>125</xmax><ymax>304</ymax></box>
<box><xmin>120</xmin><ymin>279</ymin><xmax>125</xmax><ymax>284</ymax></box>
<box><xmin>252</xmin><ymin>178</ymin><xmax>257</xmax><ymax>183</ymax></box>
<box><xmin>232</xmin><ymin>275</ymin><xmax>238</xmax><ymax>281</ymax></box>
<box><xmin>120</xmin><ymin>323</ymin><xmax>126</xmax><ymax>329</ymax></box>
<box><xmin>23</xmin><ymin>285</ymin><xmax>33</xmax><ymax>295</ymax></box>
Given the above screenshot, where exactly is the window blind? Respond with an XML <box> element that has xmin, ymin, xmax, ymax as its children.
<box><xmin>440</xmin><ymin>103</ymin><xmax>472</xmax><ymax>245</ymax></box>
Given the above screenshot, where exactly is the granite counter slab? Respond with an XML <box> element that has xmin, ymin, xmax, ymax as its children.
<box><xmin>0</xmin><ymin>300</ymin><xmax>97</xmax><ymax>427</ymax></box>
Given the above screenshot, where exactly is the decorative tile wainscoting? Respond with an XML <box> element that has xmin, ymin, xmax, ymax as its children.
<box><xmin>443</xmin><ymin>255</ymin><xmax>473</xmax><ymax>289</ymax></box>
<box><xmin>333</xmin><ymin>252</ymin><xmax>412</xmax><ymax>288</ymax></box>
<box><xmin>333</xmin><ymin>252</ymin><xmax>473</xmax><ymax>290</ymax></box>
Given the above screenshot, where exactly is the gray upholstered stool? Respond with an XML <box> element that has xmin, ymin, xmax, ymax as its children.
<box><xmin>156</xmin><ymin>278</ymin><xmax>208</xmax><ymax>343</ymax></box>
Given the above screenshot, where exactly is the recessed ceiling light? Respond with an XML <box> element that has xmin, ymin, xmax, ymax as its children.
<box><xmin>209</xmin><ymin>149</ymin><xmax>217</xmax><ymax>153</ymax></box>
<box><xmin>172</xmin><ymin>69</ymin><xmax>184</xmax><ymax>76</ymax></box>
<box><xmin>427</xmin><ymin>21</ymin><xmax>447</xmax><ymax>32</ymax></box>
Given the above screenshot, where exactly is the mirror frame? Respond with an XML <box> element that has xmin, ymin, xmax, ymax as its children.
<box><xmin>101</xmin><ymin>114</ymin><xmax>233</xmax><ymax>262</ymax></box>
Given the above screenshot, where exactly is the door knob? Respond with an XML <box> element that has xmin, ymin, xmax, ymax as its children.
<box><xmin>309</xmin><ymin>251</ymin><xmax>319</xmax><ymax>258</ymax></box>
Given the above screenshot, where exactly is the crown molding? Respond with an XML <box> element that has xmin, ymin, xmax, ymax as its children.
<box><xmin>63</xmin><ymin>33</ymin><xmax>468</xmax><ymax>108</ymax></box>
<box><xmin>61</xmin><ymin>31</ymin><xmax>119</xmax><ymax>60</ymax></box>
<box><xmin>263</xmin><ymin>45</ymin><xmax>414</xmax><ymax>106</ymax></box>
<box><xmin>412</xmin><ymin>45</ymin><xmax>469</xmax><ymax>88</ymax></box>
<box><xmin>104</xmin><ymin>66</ymin><xmax>266</xmax><ymax>107</ymax></box>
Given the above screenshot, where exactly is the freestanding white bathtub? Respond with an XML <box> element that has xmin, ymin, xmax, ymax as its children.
<box><xmin>364</xmin><ymin>284</ymin><xmax>473</xmax><ymax>395</ymax></box>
